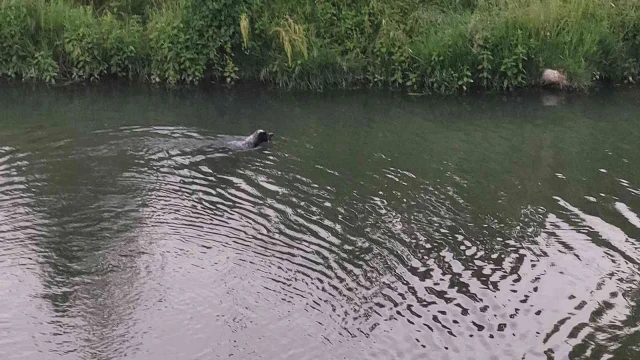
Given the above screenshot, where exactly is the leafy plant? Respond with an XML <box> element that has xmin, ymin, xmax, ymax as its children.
<box><xmin>271</xmin><ymin>15</ymin><xmax>308</xmax><ymax>67</ymax></box>
<box><xmin>0</xmin><ymin>0</ymin><xmax>639</xmax><ymax>93</ymax></box>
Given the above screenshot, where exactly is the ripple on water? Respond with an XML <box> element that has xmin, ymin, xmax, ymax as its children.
<box><xmin>0</xmin><ymin>124</ymin><xmax>639</xmax><ymax>360</ymax></box>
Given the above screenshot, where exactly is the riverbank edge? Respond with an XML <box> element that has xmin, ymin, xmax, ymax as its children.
<box><xmin>3</xmin><ymin>0</ymin><xmax>640</xmax><ymax>94</ymax></box>
<box><xmin>0</xmin><ymin>75</ymin><xmax>631</xmax><ymax>96</ymax></box>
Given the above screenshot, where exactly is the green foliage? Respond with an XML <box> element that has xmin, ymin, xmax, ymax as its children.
<box><xmin>1</xmin><ymin>0</ymin><xmax>640</xmax><ymax>93</ymax></box>
<box><xmin>271</xmin><ymin>15</ymin><xmax>308</xmax><ymax>67</ymax></box>
<box><xmin>24</xmin><ymin>50</ymin><xmax>59</xmax><ymax>83</ymax></box>
<box><xmin>146</xmin><ymin>0</ymin><xmax>245</xmax><ymax>84</ymax></box>
<box><xmin>61</xmin><ymin>6</ymin><xmax>106</xmax><ymax>81</ymax></box>
<box><xmin>0</xmin><ymin>1</ymin><xmax>35</xmax><ymax>78</ymax></box>
<box><xmin>101</xmin><ymin>13</ymin><xmax>144</xmax><ymax>78</ymax></box>
<box><xmin>147</xmin><ymin>6</ymin><xmax>187</xmax><ymax>84</ymax></box>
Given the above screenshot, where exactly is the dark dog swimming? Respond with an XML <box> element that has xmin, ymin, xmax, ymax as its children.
<box><xmin>228</xmin><ymin>129</ymin><xmax>274</xmax><ymax>150</ymax></box>
<box><xmin>201</xmin><ymin>129</ymin><xmax>274</xmax><ymax>153</ymax></box>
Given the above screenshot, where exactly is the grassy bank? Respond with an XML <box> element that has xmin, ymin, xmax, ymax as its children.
<box><xmin>1</xmin><ymin>0</ymin><xmax>639</xmax><ymax>93</ymax></box>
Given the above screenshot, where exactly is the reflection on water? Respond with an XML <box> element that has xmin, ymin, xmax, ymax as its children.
<box><xmin>0</xmin><ymin>85</ymin><xmax>639</xmax><ymax>360</ymax></box>
<box><xmin>541</xmin><ymin>93</ymin><xmax>566</xmax><ymax>107</ymax></box>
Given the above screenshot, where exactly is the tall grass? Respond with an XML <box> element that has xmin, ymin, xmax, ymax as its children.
<box><xmin>1</xmin><ymin>0</ymin><xmax>639</xmax><ymax>92</ymax></box>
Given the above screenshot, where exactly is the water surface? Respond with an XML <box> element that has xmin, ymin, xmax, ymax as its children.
<box><xmin>0</xmin><ymin>85</ymin><xmax>639</xmax><ymax>360</ymax></box>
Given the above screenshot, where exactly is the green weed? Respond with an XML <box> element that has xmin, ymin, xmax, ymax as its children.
<box><xmin>0</xmin><ymin>0</ymin><xmax>639</xmax><ymax>93</ymax></box>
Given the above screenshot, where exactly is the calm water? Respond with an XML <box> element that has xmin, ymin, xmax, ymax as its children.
<box><xmin>0</xmin><ymin>85</ymin><xmax>639</xmax><ymax>360</ymax></box>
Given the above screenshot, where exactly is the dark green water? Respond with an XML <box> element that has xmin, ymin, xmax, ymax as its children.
<box><xmin>0</xmin><ymin>85</ymin><xmax>639</xmax><ymax>360</ymax></box>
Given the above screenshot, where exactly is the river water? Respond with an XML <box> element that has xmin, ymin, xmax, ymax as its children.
<box><xmin>0</xmin><ymin>85</ymin><xmax>639</xmax><ymax>360</ymax></box>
